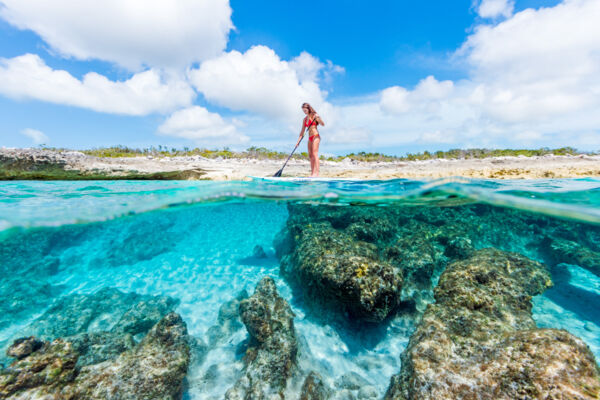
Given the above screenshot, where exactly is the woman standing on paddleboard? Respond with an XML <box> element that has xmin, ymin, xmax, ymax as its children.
<box><xmin>296</xmin><ymin>102</ymin><xmax>324</xmax><ymax>177</ymax></box>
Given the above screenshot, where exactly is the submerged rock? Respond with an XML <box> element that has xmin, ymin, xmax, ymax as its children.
<box><xmin>543</xmin><ymin>237</ymin><xmax>600</xmax><ymax>277</ymax></box>
<box><xmin>26</xmin><ymin>287</ymin><xmax>178</xmax><ymax>339</ymax></box>
<box><xmin>206</xmin><ymin>290</ymin><xmax>248</xmax><ymax>346</ymax></box>
<box><xmin>0</xmin><ymin>339</ymin><xmax>79</xmax><ymax>399</ymax></box>
<box><xmin>0</xmin><ymin>277</ymin><xmax>64</xmax><ymax>331</ymax></box>
<box><xmin>225</xmin><ymin>276</ymin><xmax>298</xmax><ymax>399</ymax></box>
<box><xmin>300</xmin><ymin>371</ymin><xmax>330</xmax><ymax>400</ymax></box>
<box><xmin>276</xmin><ymin>204</ymin><xmax>480</xmax><ymax>323</ymax></box>
<box><xmin>66</xmin><ymin>312</ymin><xmax>190</xmax><ymax>399</ymax></box>
<box><xmin>385</xmin><ymin>221</ymin><xmax>447</xmax><ymax>312</ymax></box>
<box><xmin>0</xmin><ymin>312</ymin><xmax>191</xmax><ymax>400</ymax></box>
<box><xmin>66</xmin><ymin>331</ymin><xmax>135</xmax><ymax>367</ymax></box>
<box><xmin>253</xmin><ymin>245</ymin><xmax>268</xmax><ymax>259</ymax></box>
<box><xmin>281</xmin><ymin>221</ymin><xmax>402</xmax><ymax>323</ymax></box>
<box><xmin>384</xmin><ymin>248</ymin><xmax>600</xmax><ymax>399</ymax></box>
<box><xmin>336</xmin><ymin>371</ymin><xmax>372</xmax><ymax>391</ymax></box>
<box><xmin>5</xmin><ymin>337</ymin><xmax>44</xmax><ymax>360</ymax></box>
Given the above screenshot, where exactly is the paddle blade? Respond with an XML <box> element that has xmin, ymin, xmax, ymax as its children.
<box><xmin>273</xmin><ymin>169</ymin><xmax>283</xmax><ymax>177</ymax></box>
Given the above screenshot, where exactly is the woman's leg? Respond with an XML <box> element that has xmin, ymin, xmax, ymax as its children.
<box><xmin>307</xmin><ymin>138</ymin><xmax>315</xmax><ymax>175</ymax></box>
<box><xmin>311</xmin><ymin>137</ymin><xmax>320</xmax><ymax>177</ymax></box>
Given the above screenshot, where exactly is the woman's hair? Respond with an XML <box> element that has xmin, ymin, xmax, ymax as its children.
<box><xmin>301</xmin><ymin>102</ymin><xmax>317</xmax><ymax>116</ymax></box>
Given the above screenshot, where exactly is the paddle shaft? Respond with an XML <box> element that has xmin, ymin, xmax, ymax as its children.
<box><xmin>275</xmin><ymin>136</ymin><xmax>303</xmax><ymax>176</ymax></box>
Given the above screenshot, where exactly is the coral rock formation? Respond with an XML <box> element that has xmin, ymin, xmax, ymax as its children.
<box><xmin>225</xmin><ymin>276</ymin><xmax>298</xmax><ymax>399</ymax></box>
<box><xmin>0</xmin><ymin>312</ymin><xmax>191</xmax><ymax>400</ymax></box>
<box><xmin>544</xmin><ymin>237</ymin><xmax>600</xmax><ymax>277</ymax></box>
<box><xmin>278</xmin><ymin>204</ymin><xmax>404</xmax><ymax>323</ymax></box>
<box><xmin>385</xmin><ymin>248</ymin><xmax>600</xmax><ymax>399</ymax></box>
<box><xmin>65</xmin><ymin>312</ymin><xmax>190</xmax><ymax>399</ymax></box>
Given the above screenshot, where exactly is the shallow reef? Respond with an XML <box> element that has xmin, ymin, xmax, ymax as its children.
<box><xmin>275</xmin><ymin>203</ymin><xmax>600</xmax><ymax>398</ymax></box>
<box><xmin>276</xmin><ymin>204</ymin><xmax>474</xmax><ymax>323</ymax></box>
<box><xmin>25</xmin><ymin>287</ymin><xmax>179</xmax><ymax>339</ymax></box>
<box><xmin>0</xmin><ymin>287</ymin><xmax>179</xmax><ymax>367</ymax></box>
<box><xmin>0</xmin><ymin>287</ymin><xmax>187</xmax><ymax>399</ymax></box>
<box><xmin>0</xmin><ymin>199</ymin><xmax>599</xmax><ymax>399</ymax></box>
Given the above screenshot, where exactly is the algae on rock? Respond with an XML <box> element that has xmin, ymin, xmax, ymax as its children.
<box><xmin>0</xmin><ymin>312</ymin><xmax>191</xmax><ymax>400</ymax></box>
<box><xmin>225</xmin><ymin>276</ymin><xmax>298</xmax><ymax>400</ymax></box>
<box><xmin>277</xmin><ymin>204</ymin><xmax>407</xmax><ymax>323</ymax></box>
<box><xmin>385</xmin><ymin>248</ymin><xmax>600</xmax><ymax>400</ymax></box>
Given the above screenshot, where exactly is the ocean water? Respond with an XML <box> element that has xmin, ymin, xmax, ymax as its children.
<box><xmin>0</xmin><ymin>178</ymin><xmax>599</xmax><ymax>398</ymax></box>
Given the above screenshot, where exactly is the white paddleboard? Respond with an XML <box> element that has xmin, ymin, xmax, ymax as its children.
<box><xmin>247</xmin><ymin>176</ymin><xmax>356</xmax><ymax>182</ymax></box>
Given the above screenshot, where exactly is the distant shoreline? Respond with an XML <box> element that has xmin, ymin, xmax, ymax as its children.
<box><xmin>1</xmin><ymin>148</ymin><xmax>599</xmax><ymax>180</ymax></box>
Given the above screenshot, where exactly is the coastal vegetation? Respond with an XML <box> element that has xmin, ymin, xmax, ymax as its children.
<box><xmin>39</xmin><ymin>145</ymin><xmax>588</xmax><ymax>162</ymax></box>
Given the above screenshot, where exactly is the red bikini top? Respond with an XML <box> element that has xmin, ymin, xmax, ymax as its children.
<box><xmin>305</xmin><ymin>116</ymin><xmax>318</xmax><ymax>128</ymax></box>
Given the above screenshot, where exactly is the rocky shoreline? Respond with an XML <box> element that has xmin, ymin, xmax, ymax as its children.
<box><xmin>1</xmin><ymin>148</ymin><xmax>599</xmax><ymax>180</ymax></box>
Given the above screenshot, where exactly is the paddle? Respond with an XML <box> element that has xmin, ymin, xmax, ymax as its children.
<box><xmin>273</xmin><ymin>135</ymin><xmax>304</xmax><ymax>177</ymax></box>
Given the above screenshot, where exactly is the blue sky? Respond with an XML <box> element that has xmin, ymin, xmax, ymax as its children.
<box><xmin>0</xmin><ymin>0</ymin><xmax>597</xmax><ymax>155</ymax></box>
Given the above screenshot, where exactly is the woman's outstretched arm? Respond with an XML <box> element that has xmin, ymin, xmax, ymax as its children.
<box><xmin>296</xmin><ymin>119</ymin><xmax>306</xmax><ymax>146</ymax></box>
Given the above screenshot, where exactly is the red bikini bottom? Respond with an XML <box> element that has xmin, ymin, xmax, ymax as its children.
<box><xmin>308</xmin><ymin>134</ymin><xmax>320</xmax><ymax>142</ymax></box>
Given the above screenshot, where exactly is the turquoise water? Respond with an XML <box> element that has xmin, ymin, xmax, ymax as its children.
<box><xmin>0</xmin><ymin>178</ymin><xmax>599</xmax><ymax>399</ymax></box>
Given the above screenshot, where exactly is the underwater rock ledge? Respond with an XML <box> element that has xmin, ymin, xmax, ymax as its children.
<box><xmin>277</xmin><ymin>204</ymin><xmax>408</xmax><ymax>323</ymax></box>
<box><xmin>275</xmin><ymin>204</ymin><xmax>474</xmax><ymax>323</ymax></box>
<box><xmin>0</xmin><ymin>312</ymin><xmax>191</xmax><ymax>399</ymax></box>
<box><xmin>384</xmin><ymin>248</ymin><xmax>600</xmax><ymax>400</ymax></box>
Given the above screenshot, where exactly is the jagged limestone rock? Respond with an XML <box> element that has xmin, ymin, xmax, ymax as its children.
<box><xmin>0</xmin><ymin>339</ymin><xmax>78</xmax><ymax>399</ymax></box>
<box><xmin>65</xmin><ymin>331</ymin><xmax>135</xmax><ymax>367</ymax></box>
<box><xmin>5</xmin><ymin>337</ymin><xmax>44</xmax><ymax>360</ymax></box>
<box><xmin>225</xmin><ymin>277</ymin><xmax>298</xmax><ymax>399</ymax></box>
<box><xmin>281</xmin><ymin>221</ymin><xmax>402</xmax><ymax>323</ymax></box>
<box><xmin>64</xmin><ymin>312</ymin><xmax>190</xmax><ymax>399</ymax></box>
<box><xmin>0</xmin><ymin>313</ymin><xmax>190</xmax><ymax>400</ymax></box>
<box><xmin>385</xmin><ymin>248</ymin><xmax>600</xmax><ymax>400</ymax></box>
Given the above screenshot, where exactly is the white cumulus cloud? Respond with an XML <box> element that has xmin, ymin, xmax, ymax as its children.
<box><xmin>380</xmin><ymin>76</ymin><xmax>454</xmax><ymax>115</ymax></box>
<box><xmin>462</xmin><ymin>0</ymin><xmax>600</xmax><ymax>124</ymax></box>
<box><xmin>189</xmin><ymin>46</ymin><xmax>332</xmax><ymax>124</ymax></box>
<box><xmin>0</xmin><ymin>0</ymin><xmax>233</xmax><ymax>70</ymax></box>
<box><xmin>20</xmin><ymin>128</ymin><xmax>48</xmax><ymax>144</ymax></box>
<box><xmin>0</xmin><ymin>54</ymin><xmax>195</xmax><ymax>115</ymax></box>
<box><xmin>363</xmin><ymin>0</ymin><xmax>600</xmax><ymax>151</ymax></box>
<box><xmin>158</xmin><ymin>106</ymin><xmax>249</xmax><ymax>145</ymax></box>
<box><xmin>477</xmin><ymin>0</ymin><xmax>515</xmax><ymax>18</ymax></box>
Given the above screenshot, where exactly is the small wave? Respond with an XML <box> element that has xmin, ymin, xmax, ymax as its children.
<box><xmin>0</xmin><ymin>178</ymin><xmax>598</xmax><ymax>231</ymax></box>
<box><xmin>75</xmin><ymin>185</ymin><xmax>111</xmax><ymax>192</ymax></box>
